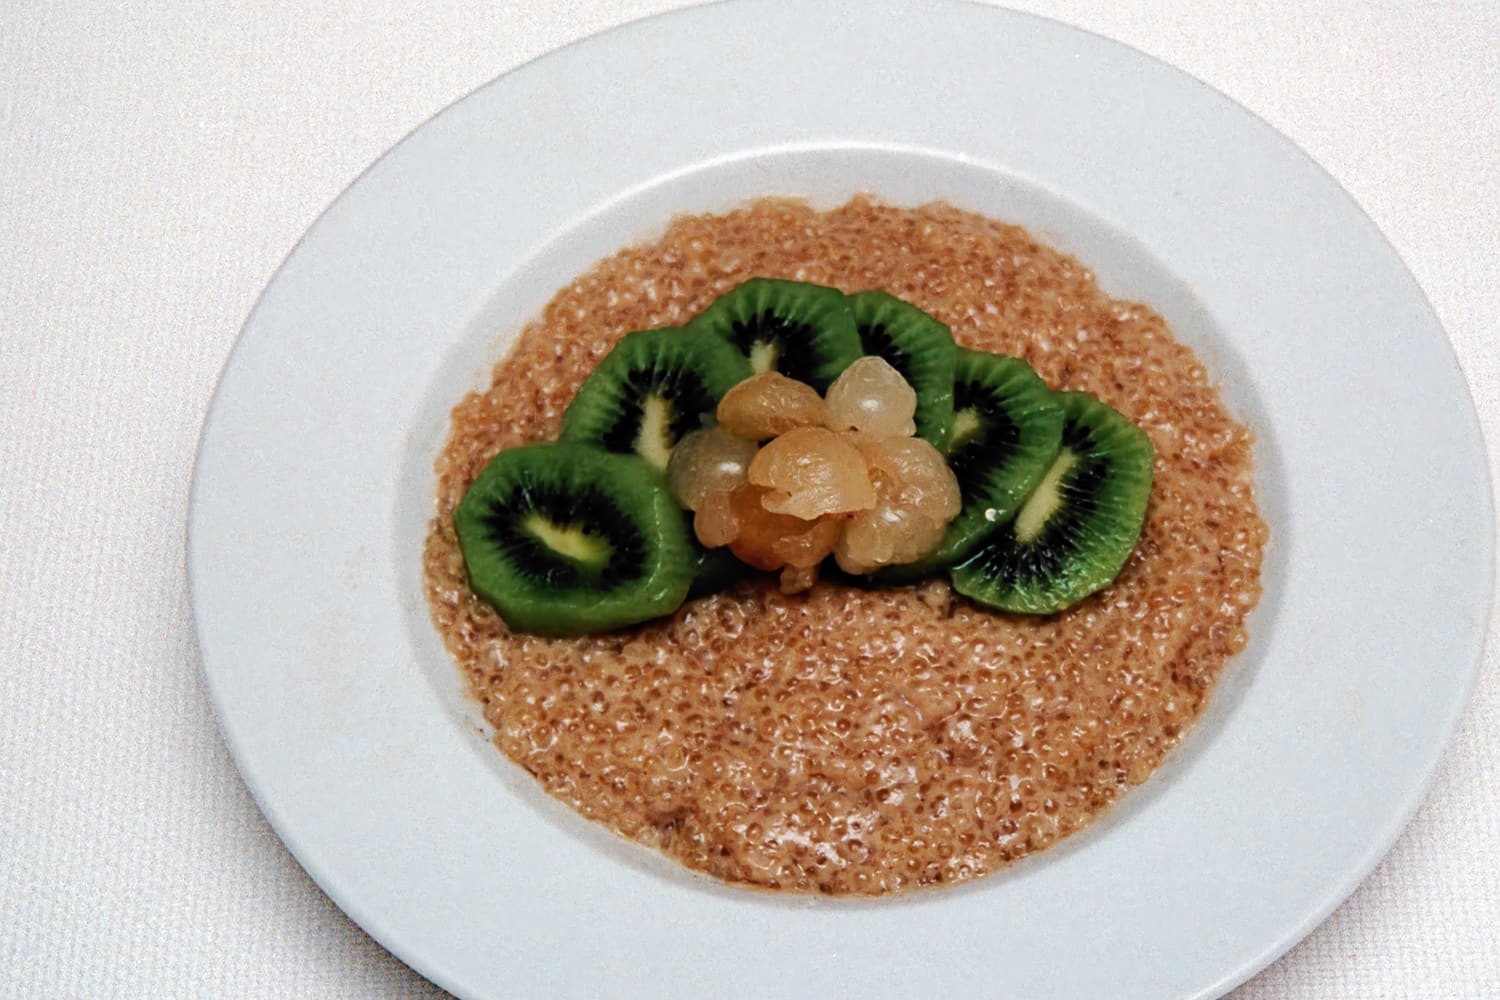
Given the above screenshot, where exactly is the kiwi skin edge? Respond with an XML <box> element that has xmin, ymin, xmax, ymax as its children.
<box><xmin>559</xmin><ymin>326</ymin><xmax>751</xmax><ymax>470</ymax></box>
<box><xmin>453</xmin><ymin>442</ymin><xmax>697</xmax><ymax>636</ymax></box>
<box><xmin>848</xmin><ymin>289</ymin><xmax>957</xmax><ymax>452</ymax></box>
<box><xmin>949</xmin><ymin>390</ymin><xmax>1154</xmax><ymax>615</ymax></box>
<box><xmin>870</xmin><ymin>349</ymin><xmax>1064</xmax><ymax>584</ymax></box>
<box><xmin>686</xmin><ymin>278</ymin><xmax>863</xmax><ymax>394</ymax></box>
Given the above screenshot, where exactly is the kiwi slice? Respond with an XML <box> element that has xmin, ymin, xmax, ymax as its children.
<box><xmin>560</xmin><ymin>327</ymin><xmax>751</xmax><ymax>470</ymax></box>
<box><xmin>453</xmin><ymin>442</ymin><xmax>695</xmax><ymax>635</ymax></box>
<box><xmin>877</xmin><ymin>349</ymin><xmax>1063</xmax><ymax>582</ymax></box>
<box><xmin>848</xmin><ymin>290</ymin><xmax>956</xmax><ymax>449</ymax></box>
<box><xmin>951</xmin><ymin>391</ymin><xmax>1154</xmax><ymax>614</ymax></box>
<box><xmin>687</xmin><ymin>278</ymin><xmax>862</xmax><ymax>393</ymax></box>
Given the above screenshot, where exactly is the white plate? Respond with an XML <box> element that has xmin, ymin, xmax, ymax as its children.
<box><xmin>188</xmin><ymin>2</ymin><xmax>1493</xmax><ymax>997</ymax></box>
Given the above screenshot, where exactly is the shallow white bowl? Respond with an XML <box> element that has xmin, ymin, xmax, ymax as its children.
<box><xmin>189</xmin><ymin>2</ymin><xmax>1493</xmax><ymax>997</ymax></box>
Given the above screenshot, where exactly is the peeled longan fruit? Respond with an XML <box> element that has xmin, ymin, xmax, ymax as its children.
<box><xmin>824</xmin><ymin>356</ymin><xmax>917</xmax><ymax>439</ymax></box>
<box><xmin>716</xmin><ymin>372</ymin><xmax>827</xmax><ymax>439</ymax></box>
<box><xmin>748</xmin><ymin>427</ymin><xmax>876</xmax><ymax>520</ymax></box>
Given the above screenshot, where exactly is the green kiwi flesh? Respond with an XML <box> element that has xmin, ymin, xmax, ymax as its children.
<box><xmin>848</xmin><ymin>290</ymin><xmax>957</xmax><ymax>449</ymax></box>
<box><xmin>876</xmin><ymin>348</ymin><xmax>1063</xmax><ymax>582</ymax></box>
<box><xmin>560</xmin><ymin>327</ymin><xmax>751</xmax><ymax>470</ymax></box>
<box><xmin>453</xmin><ymin>442</ymin><xmax>695</xmax><ymax>635</ymax></box>
<box><xmin>950</xmin><ymin>391</ymin><xmax>1154</xmax><ymax>614</ymax></box>
<box><xmin>686</xmin><ymin>278</ymin><xmax>862</xmax><ymax>393</ymax></box>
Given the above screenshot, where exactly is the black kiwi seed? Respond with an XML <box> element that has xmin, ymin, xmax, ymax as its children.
<box><xmin>950</xmin><ymin>390</ymin><xmax>1154</xmax><ymax>614</ymax></box>
<box><xmin>560</xmin><ymin>327</ymin><xmax>751</xmax><ymax>470</ymax></box>
<box><xmin>453</xmin><ymin>442</ymin><xmax>696</xmax><ymax>635</ymax></box>
<box><xmin>686</xmin><ymin>278</ymin><xmax>862</xmax><ymax>393</ymax></box>
<box><xmin>876</xmin><ymin>348</ymin><xmax>1063</xmax><ymax>582</ymax></box>
<box><xmin>848</xmin><ymin>290</ymin><xmax>957</xmax><ymax>450</ymax></box>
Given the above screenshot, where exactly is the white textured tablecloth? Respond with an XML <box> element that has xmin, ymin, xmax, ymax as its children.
<box><xmin>3</xmin><ymin>2</ymin><xmax>1496</xmax><ymax>996</ymax></box>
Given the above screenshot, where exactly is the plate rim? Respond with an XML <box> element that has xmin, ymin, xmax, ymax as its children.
<box><xmin>187</xmin><ymin>2</ymin><xmax>1496</xmax><ymax>997</ymax></box>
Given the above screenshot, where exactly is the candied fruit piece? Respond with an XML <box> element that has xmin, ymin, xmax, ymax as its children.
<box><xmin>824</xmin><ymin>356</ymin><xmax>917</xmax><ymax>438</ymax></box>
<box><xmin>693</xmin><ymin>491</ymin><xmax>739</xmax><ymax>548</ymax></box>
<box><xmin>858</xmin><ymin>436</ymin><xmax>962</xmax><ymax>525</ymax></box>
<box><xmin>836</xmin><ymin>477</ymin><xmax>950</xmax><ymax>574</ymax></box>
<box><xmin>772</xmin><ymin>516</ymin><xmax>842</xmax><ymax>569</ymax></box>
<box><xmin>747</xmin><ymin>426</ymin><xmax>876</xmax><ymax>520</ymax></box>
<box><xmin>667</xmin><ymin>426</ymin><xmax>757</xmax><ymax>511</ymax></box>
<box><xmin>835</xmin><ymin>438</ymin><xmax>961</xmax><ymax>575</ymax></box>
<box><xmin>717</xmin><ymin>372</ymin><xmax>827</xmax><ymax>439</ymax></box>
<box><xmin>727</xmin><ymin>484</ymin><xmax>842</xmax><ymax>571</ymax></box>
<box><xmin>779</xmin><ymin>564</ymin><xmax>819</xmax><ymax>594</ymax></box>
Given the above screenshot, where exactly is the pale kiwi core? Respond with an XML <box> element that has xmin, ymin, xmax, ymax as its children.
<box><xmin>423</xmin><ymin>196</ymin><xmax>1266</xmax><ymax>895</ymax></box>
